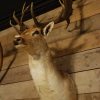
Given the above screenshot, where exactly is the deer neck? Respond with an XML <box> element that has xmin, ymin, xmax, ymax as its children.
<box><xmin>28</xmin><ymin>50</ymin><xmax>62</xmax><ymax>90</ymax></box>
<box><xmin>28</xmin><ymin>50</ymin><xmax>58</xmax><ymax>82</ymax></box>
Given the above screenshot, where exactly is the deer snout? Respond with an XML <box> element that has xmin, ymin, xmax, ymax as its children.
<box><xmin>14</xmin><ymin>35</ymin><xmax>23</xmax><ymax>45</ymax></box>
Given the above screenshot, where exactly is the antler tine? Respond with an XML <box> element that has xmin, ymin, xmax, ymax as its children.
<box><xmin>0</xmin><ymin>42</ymin><xmax>3</xmax><ymax>72</ymax></box>
<box><xmin>62</xmin><ymin>0</ymin><xmax>73</xmax><ymax>28</ymax></box>
<box><xmin>59</xmin><ymin>0</ymin><xmax>65</xmax><ymax>9</ymax></box>
<box><xmin>20</xmin><ymin>2</ymin><xmax>30</xmax><ymax>25</ymax></box>
<box><xmin>31</xmin><ymin>2</ymin><xmax>41</xmax><ymax>27</ymax></box>
<box><xmin>13</xmin><ymin>11</ymin><xmax>21</xmax><ymax>25</ymax></box>
<box><xmin>10</xmin><ymin>20</ymin><xmax>21</xmax><ymax>34</ymax></box>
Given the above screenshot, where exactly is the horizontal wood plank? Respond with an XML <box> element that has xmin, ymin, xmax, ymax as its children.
<box><xmin>0</xmin><ymin>68</ymin><xmax>100</xmax><ymax>99</ymax></box>
<box><xmin>0</xmin><ymin>61</ymin><xmax>100</xmax><ymax>93</ymax></box>
<box><xmin>73</xmin><ymin>69</ymin><xmax>100</xmax><ymax>94</ymax></box>
<box><xmin>0</xmin><ymin>81</ymin><xmax>39</xmax><ymax>100</ymax></box>
<box><xmin>2</xmin><ymin>47</ymin><xmax>100</xmax><ymax>72</ymax></box>
<box><xmin>49</xmin><ymin>30</ymin><xmax>100</xmax><ymax>56</ymax></box>
<box><xmin>78</xmin><ymin>93</ymin><xmax>100</xmax><ymax>100</ymax></box>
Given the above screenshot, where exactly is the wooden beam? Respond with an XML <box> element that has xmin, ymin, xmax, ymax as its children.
<box><xmin>73</xmin><ymin>69</ymin><xmax>100</xmax><ymax>94</ymax></box>
<box><xmin>0</xmin><ymin>69</ymin><xmax>100</xmax><ymax>99</ymax></box>
<box><xmin>0</xmin><ymin>81</ymin><xmax>39</xmax><ymax>100</ymax></box>
<box><xmin>1</xmin><ymin>66</ymin><xmax>100</xmax><ymax>94</ymax></box>
<box><xmin>2</xmin><ymin>46</ymin><xmax>100</xmax><ymax>71</ymax></box>
<box><xmin>79</xmin><ymin>93</ymin><xmax>100</xmax><ymax>100</ymax></box>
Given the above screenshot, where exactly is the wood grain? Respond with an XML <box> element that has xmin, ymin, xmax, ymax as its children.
<box><xmin>73</xmin><ymin>69</ymin><xmax>100</xmax><ymax>94</ymax></box>
<box><xmin>2</xmin><ymin>46</ymin><xmax>100</xmax><ymax>72</ymax></box>
<box><xmin>79</xmin><ymin>93</ymin><xmax>100</xmax><ymax>100</ymax></box>
<box><xmin>0</xmin><ymin>81</ymin><xmax>39</xmax><ymax>100</ymax></box>
<box><xmin>0</xmin><ymin>67</ymin><xmax>100</xmax><ymax>94</ymax></box>
<box><xmin>0</xmin><ymin>68</ymin><xmax>100</xmax><ymax>99</ymax></box>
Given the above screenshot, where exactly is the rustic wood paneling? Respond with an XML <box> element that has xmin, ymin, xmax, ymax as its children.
<box><xmin>1</xmin><ymin>47</ymin><xmax>100</xmax><ymax>72</ymax></box>
<box><xmin>78</xmin><ymin>93</ymin><xmax>100</xmax><ymax>100</ymax></box>
<box><xmin>73</xmin><ymin>69</ymin><xmax>100</xmax><ymax>94</ymax></box>
<box><xmin>0</xmin><ymin>65</ymin><xmax>31</xmax><ymax>84</ymax></box>
<box><xmin>0</xmin><ymin>63</ymin><xmax>100</xmax><ymax>93</ymax></box>
<box><xmin>0</xmin><ymin>81</ymin><xmax>39</xmax><ymax>100</ymax></box>
<box><xmin>49</xmin><ymin>30</ymin><xmax>100</xmax><ymax>56</ymax></box>
<box><xmin>0</xmin><ymin>0</ymin><xmax>100</xmax><ymax>99</ymax></box>
<box><xmin>0</xmin><ymin>69</ymin><xmax>100</xmax><ymax>99</ymax></box>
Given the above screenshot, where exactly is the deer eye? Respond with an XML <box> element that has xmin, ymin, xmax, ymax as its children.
<box><xmin>32</xmin><ymin>30</ymin><xmax>40</xmax><ymax>36</ymax></box>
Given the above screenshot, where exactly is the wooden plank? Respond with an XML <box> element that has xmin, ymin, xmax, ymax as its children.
<box><xmin>0</xmin><ymin>81</ymin><xmax>39</xmax><ymax>100</ymax></box>
<box><xmin>78</xmin><ymin>93</ymin><xmax>100</xmax><ymax>100</ymax></box>
<box><xmin>49</xmin><ymin>30</ymin><xmax>100</xmax><ymax>56</ymax></box>
<box><xmin>14</xmin><ymin>93</ymin><xmax>100</xmax><ymax>100</ymax></box>
<box><xmin>0</xmin><ymin>69</ymin><xmax>100</xmax><ymax>99</ymax></box>
<box><xmin>55</xmin><ymin>47</ymin><xmax>100</xmax><ymax>72</ymax></box>
<box><xmin>73</xmin><ymin>69</ymin><xmax>100</xmax><ymax>94</ymax></box>
<box><xmin>2</xmin><ymin>67</ymin><xmax>100</xmax><ymax>94</ymax></box>
<box><xmin>0</xmin><ymin>0</ymin><xmax>100</xmax><ymax>55</ymax></box>
<box><xmin>2</xmin><ymin>46</ymin><xmax>100</xmax><ymax>72</ymax></box>
<box><xmin>13</xmin><ymin>98</ymin><xmax>43</xmax><ymax>100</ymax></box>
<box><xmin>2</xmin><ymin>50</ymin><xmax>28</xmax><ymax>70</ymax></box>
<box><xmin>47</xmin><ymin>13</ymin><xmax>100</xmax><ymax>43</ymax></box>
<box><xmin>0</xmin><ymin>65</ymin><xmax>31</xmax><ymax>84</ymax></box>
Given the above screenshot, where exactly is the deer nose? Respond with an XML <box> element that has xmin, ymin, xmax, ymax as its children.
<box><xmin>14</xmin><ymin>35</ymin><xmax>22</xmax><ymax>45</ymax></box>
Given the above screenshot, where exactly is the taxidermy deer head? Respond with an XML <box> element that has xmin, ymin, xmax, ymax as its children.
<box><xmin>10</xmin><ymin>2</ymin><xmax>77</xmax><ymax>100</ymax></box>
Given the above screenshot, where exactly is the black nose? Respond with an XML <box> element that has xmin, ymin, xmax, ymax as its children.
<box><xmin>13</xmin><ymin>37</ymin><xmax>22</xmax><ymax>45</ymax></box>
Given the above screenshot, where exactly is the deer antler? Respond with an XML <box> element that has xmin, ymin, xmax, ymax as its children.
<box><xmin>0</xmin><ymin>42</ymin><xmax>3</xmax><ymax>72</ymax></box>
<box><xmin>31</xmin><ymin>2</ymin><xmax>41</xmax><ymax>27</ymax></box>
<box><xmin>63</xmin><ymin>0</ymin><xmax>73</xmax><ymax>28</ymax></box>
<box><xmin>10</xmin><ymin>2</ymin><xmax>30</xmax><ymax>33</ymax></box>
<box><xmin>30</xmin><ymin>0</ymin><xmax>73</xmax><ymax>28</ymax></box>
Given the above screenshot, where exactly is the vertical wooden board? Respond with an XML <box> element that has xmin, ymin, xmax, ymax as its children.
<box><xmin>1</xmin><ymin>68</ymin><xmax>100</xmax><ymax>94</ymax></box>
<box><xmin>73</xmin><ymin>69</ymin><xmax>100</xmax><ymax>94</ymax></box>
<box><xmin>0</xmin><ymin>81</ymin><xmax>39</xmax><ymax>100</ymax></box>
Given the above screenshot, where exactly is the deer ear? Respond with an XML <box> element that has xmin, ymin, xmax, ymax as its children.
<box><xmin>43</xmin><ymin>21</ymin><xmax>54</xmax><ymax>36</ymax></box>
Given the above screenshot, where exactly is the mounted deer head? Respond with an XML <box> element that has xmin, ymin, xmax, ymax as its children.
<box><xmin>9</xmin><ymin>1</ymin><xmax>63</xmax><ymax>56</ymax></box>
<box><xmin>13</xmin><ymin>21</ymin><xmax>54</xmax><ymax>58</ymax></box>
<box><xmin>9</xmin><ymin>2</ymin><xmax>77</xmax><ymax>100</ymax></box>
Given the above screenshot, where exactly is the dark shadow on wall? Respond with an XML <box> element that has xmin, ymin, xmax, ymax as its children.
<box><xmin>68</xmin><ymin>0</ymin><xmax>92</xmax><ymax>34</ymax></box>
<box><xmin>51</xmin><ymin>0</ymin><xmax>93</xmax><ymax>73</ymax></box>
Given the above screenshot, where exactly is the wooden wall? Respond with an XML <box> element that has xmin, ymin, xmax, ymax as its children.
<box><xmin>0</xmin><ymin>0</ymin><xmax>100</xmax><ymax>100</ymax></box>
